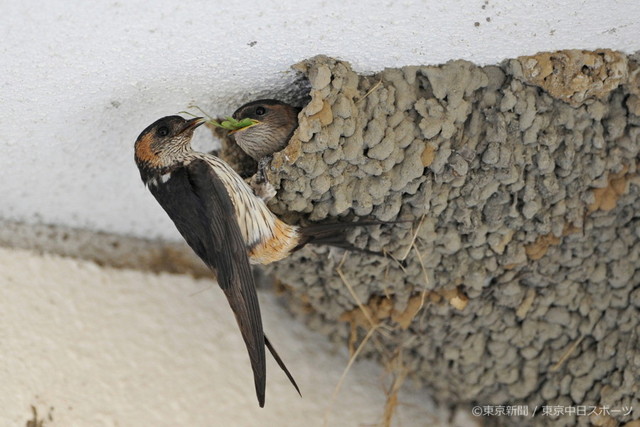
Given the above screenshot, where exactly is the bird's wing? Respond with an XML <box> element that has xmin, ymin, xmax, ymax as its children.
<box><xmin>148</xmin><ymin>158</ymin><xmax>266</xmax><ymax>407</ymax></box>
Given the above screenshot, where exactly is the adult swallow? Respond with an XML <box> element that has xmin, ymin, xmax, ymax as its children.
<box><xmin>134</xmin><ymin>115</ymin><xmax>388</xmax><ymax>406</ymax></box>
<box><xmin>231</xmin><ymin>99</ymin><xmax>300</xmax><ymax>161</ymax></box>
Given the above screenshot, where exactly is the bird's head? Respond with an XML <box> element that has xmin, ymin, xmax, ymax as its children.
<box><xmin>230</xmin><ymin>99</ymin><xmax>300</xmax><ymax>160</ymax></box>
<box><xmin>134</xmin><ymin>115</ymin><xmax>205</xmax><ymax>171</ymax></box>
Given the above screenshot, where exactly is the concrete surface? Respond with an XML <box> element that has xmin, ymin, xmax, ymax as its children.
<box><xmin>0</xmin><ymin>246</ymin><xmax>446</xmax><ymax>427</ymax></box>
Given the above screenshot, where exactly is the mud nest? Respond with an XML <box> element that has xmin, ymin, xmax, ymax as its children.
<box><xmin>218</xmin><ymin>51</ymin><xmax>640</xmax><ymax>426</ymax></box>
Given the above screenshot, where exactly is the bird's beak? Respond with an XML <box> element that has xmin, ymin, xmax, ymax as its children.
<box><xmin>229</xmin><ymin>120</ymin><xmax>261</xmax><ymax>135</ymax></box>
<box><xmin>182</xmin><ymin>117</ymin><xmax>206</xmax><ymax>133</ymax></box>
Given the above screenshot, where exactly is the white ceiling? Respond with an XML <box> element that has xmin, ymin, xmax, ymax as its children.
<box><xmin>2</xmin><ymin>0</ymin><xmax>639</xmax><ymax>239</ymax></box>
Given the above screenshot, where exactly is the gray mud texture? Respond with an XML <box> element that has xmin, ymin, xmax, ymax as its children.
<box><xmin>219</xmin><ymin>51</ymin><xmax>640</xmax><ymax>426</ymax></box>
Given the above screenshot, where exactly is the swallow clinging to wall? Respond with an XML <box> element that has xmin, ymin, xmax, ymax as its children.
<box><xmin>134</xmin><ymin>115</ymin><xmax>398</xmax><ymax>407</ymax></box>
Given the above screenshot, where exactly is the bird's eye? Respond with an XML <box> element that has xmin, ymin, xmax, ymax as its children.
<box><xmin>157</xmin><ymin>126</ymin><xmax>170</xmax><ymax>137</ymax></box>
<box><xmin>255</xmin><ymin>106</ymin><xmax>266</xmax><ymax>116</ymax></box>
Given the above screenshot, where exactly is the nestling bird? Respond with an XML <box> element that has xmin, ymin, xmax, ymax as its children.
<box><xmin>231</xmin><ymin>99</ymin><xmax>300</xmax><ymax>161</ymax></box>
<box><xmin>134</xmin><ymin>115</ymin><xmax>390</xmax><ymax>407</ymax></box>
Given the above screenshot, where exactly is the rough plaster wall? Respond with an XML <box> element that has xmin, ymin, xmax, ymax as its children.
<box><xmin>0</xmin><ymin>247</ymin><xmax>440</xmax><ymax>427</ymax></box>
<box><xmin>212</xmin><ymin>52</ymin><xmax>640</xmax><ymax>426</ymax></box>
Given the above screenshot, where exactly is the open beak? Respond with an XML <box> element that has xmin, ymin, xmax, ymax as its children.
<box><xmin>182</xmin><ymin>117</ymin><xmax>206</xmax><ymax>133</ymax></box>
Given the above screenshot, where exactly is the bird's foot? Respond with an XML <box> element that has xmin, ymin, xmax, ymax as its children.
<box><xmin>250</xmin><ymin>174</ymin><xmax>277</xmax><ymax>202</ymax></box>
<box><xmin>248</xmin><ymin>156</ymin><xmax>277</xmax><ymax>201</ymax></box>
<box><xmin>257</xmin><ymin>156</ymin><xmax>275</xmax><ymax>181</ymax></box>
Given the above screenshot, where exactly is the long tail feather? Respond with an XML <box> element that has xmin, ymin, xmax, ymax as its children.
<box><xmin>296</xmin><ymin>219</ymin><xmax>414</xmax><ymax>254</ymax></box>
<box><xmin>265</xmin><ymin>335</ymin><xmax>301</xmax><ymax>397</ymax></box>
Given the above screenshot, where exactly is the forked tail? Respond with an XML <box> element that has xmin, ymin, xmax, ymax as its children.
<box><xmin>296</xmin><ymin>219</ymin><xmax>412</xmax><ymax>255</ymax></box>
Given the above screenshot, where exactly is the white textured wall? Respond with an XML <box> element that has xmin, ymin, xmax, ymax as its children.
<box><xmin>0</xmin><ymin>247</ymin><xmax>441</xmax><ymax>426</ymax></box>
<box><xmin>2</xmin><ymin>0</ymin><xmax>639</xmax><ymax>240</ymax></box>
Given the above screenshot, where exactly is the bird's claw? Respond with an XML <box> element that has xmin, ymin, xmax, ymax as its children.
<box><xmin>250</xmin><ymin>177</ymin><xmax>277</xmax><ymax>202</ymax></box>
<box><xmin>246</xmin><ymin>156</ymin><xmax>276</xmax><ymax>201</ymax></box>
<box><xmin>256</xmin><ymin>156</ymin><xmax>274</xmax><ymax>182</ymax></box>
